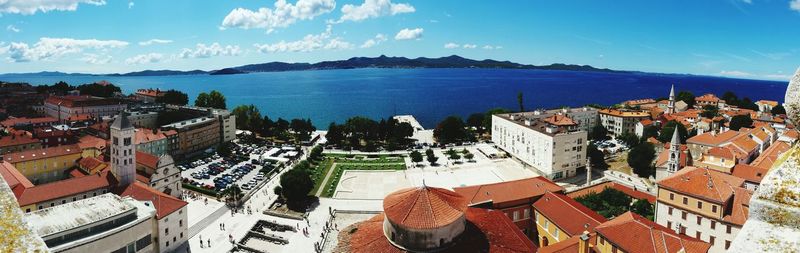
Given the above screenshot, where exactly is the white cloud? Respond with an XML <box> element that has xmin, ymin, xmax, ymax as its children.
<box><xmin>139</xmin><ymin>39</ymin><xmax>173</xmax><ymax>46</ymax></box>
<box><xmin>791</xmin><ymin>0</ymin><xmax>800</xmax><ymax>12</ymax></box>
<box><xmin>719</xmin><ymin>70</ymin><xmax>754</xmax><ymax>77</ymax></box>
<box><xmin>338</xmin><ymin>0</ymin><xmax>415</xmax><ymax>22</ymax></box>
<box><xmin>462</xmin><ymin>44</ymin><xmax>477</xmax><ymax>49</ymax></box>
<box><xmin>254</xmin><ymin>25</ymin><xmax>352</xmax><ymax>53</ymax></box>
<box><xmin>742</xmin><ymin>0</ymin><xmax>752</xmax><ymax>4</ymax></box>
<box><xmin>482</xmin><ymin>45</ymin><xmax>493</xmax><ymax>50</ymax></box>
<box><xmin>178</xmin><ymin>43</ymin><xmax>241</xmax><ymax>58</ymax></box>
<box><xmin>444</xmin><ymin>43</ymin><xmax>459</xmax><ymax>49</ymax></box>
<box><xmin>394</xmin><ymin>28</ymin><xmax>423</xmax><ymax>40</ymax></box>
<box><xmin>0</xmin><ymin>0</ymin><xmax>106</xmax><ymax>15</ymax></box>
<box><xmin>6</xmin><ymin>25</ymin><xmax>20</xmax><ymax>33</ymax></box>
<box><xmin>221</xmin><ymin>0</ymin><xmax>335</xmax><ymax>33</ymax></box>
<box><xmin>80</xmin><ymin>53</ymin><xmax>112</xmax><ymax>64</ymax></box>
<box><xmin>125</xmin><ymin>53</ymin><xmax>163</xmax><ymax>65</ymax></box>
<box><xmin>128</xmin><ymin>1</ymin><xmax>134</xmax><ymax>9</ymax></box>
<box><xmin>360</xmin><ymin>33</ymin><xmax>387</xmax><ymax>48</ymax></box>
<box><xmin>4</xmin><ymin>37</ymin><xmax>128</xmax><ymax>62</ymax></box>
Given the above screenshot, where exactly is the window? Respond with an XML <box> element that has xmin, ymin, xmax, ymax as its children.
<box><xmin>696</xmin><ymin>231</ymin><xmax>701</xmax><ymax>239</ymax></box>
<box><xmin>513</xmin><ymin>211</ymin><xmax>519</xmax><ymax>221</ymax></box>
<box><xmin>179</xmin><ymin>220</ymin><xmax>183</xmax><ymax>227</ymax></box>
<box><xmin>50</xmin><ymin>203</ymin><xmax>54</xmax><ymax>207</ymax></box>
<box><xmin>670</xmin><ymin>193</ymin><xmax>674</xmax><ymax>200</ymax></box>
<box><xmin>124</xmin><ymin>137</ymin><xmax>132</xmax><ymax>146</ymax></box>
<box><xmin>554</xmin><ymin>228</ymin><xmax>559</xmax><ymax>238</ymax></box>
<box><xmin>725</xmin><ymin>240</ymin><xmax>731</xmax><ymax>249</ymax></box>
<box><xmin>682</xmin><ymin>211</ymin><xmax>687</xmax><ymax>220</ymax></box>
<box><xmin>668</xmin><ymin>207</ymin><xmax>673</xmax><ymax>215</ymax></box>
<box><xmin>180</xmin><ymin>232</ymin><xmax>184</xmax><ymax>238</ymax></box>
<box><xmin>599</xmin><ymin>237</ymin><xmax>605</xmax><ymax>244</ymax></box>
<box><xmin>683</xmin><ymin>197</ymin><xmax>688</xmax><ymax>205</ymax></box>
<box><xmin>126</xmin><ymin>242</ymin><xmax>135</xmax><ymax>253</ymax></box>
<box><xmin>612</xmin><ymin>247</ymin><xmax>618</xmax><ymax>253</ymax></box>
<box><xmin>667</xmin><ymin>221</ymin><xmax>672</xmax><ymax>229</ymax></box>
<box><xmin>710</xmin><ymin>236</ymin><xmax>715</xmax><ymax>245</ymax></box>
<box><xmin>697</xmin><ymin>202</ymin><xmax>702</xmax><ymax>209</ymax></box>
<box><xmin>712</xmin><ymin>205</ymin><xmax>718</xmax><ymax>213</ymax></box>
<box><xmin>165</xmin><ymin>228</ymin><xmax>169</xmax><ymax>235</ymax></box>
<box><xmin>711</xmin><ymin>221</ymin><xmax>716</xmax><ymax>229</ymax></box>
<box><xmin>166</xmin><ymin>241</ymin><xmax>169</xmax><ymax>247</ymax></box>
<box><xmin>697</xmin><ymin>216</ymin><xmax>702</xmax><ymax>225</ymax></box>
<box><xmin>726</xmin><ymin>225</ymin><xmax>732</xmax><ymax>234</ymax></box>
<box><xmin>524</xmin><ymin>209</ymin><xmax>530</xmax><ymax>219</ymax></box>
<box><xmin>544</xmin><ymin>220</ymin><xmax>549</xmax><ymax>230</ymax></box>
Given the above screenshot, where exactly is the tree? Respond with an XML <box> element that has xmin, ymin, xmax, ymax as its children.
<box><xmin>628</xmin><ymin>143</ymin><xmax>656</xmax><ymax>178</ymax></box>
<box><xmin>700</xmin><ymin>105</ymin><xmax>719</xmax><ymax>118</ymax></box>
<box><xmin>464</xmin><ymin>153</ymin><xmax>475</xmax><ymax>162</ymax></box>
<box><xmin>482</xmin><ymin>108</ymin><xmax>511</xmax><ymax>133</ymax></box>
<box><xmin>631</xmin><ymin>199</ymin><xmax>655</xmax><ymax>220</ymax></box>
<box><xmin>273</xmin><ymin>186</ymin><xmax>283</xmax><ymax>197</ymax></box>
<box><xmin>640</xmin><ymin>125</ymin><xmax>660</xmax><ymax>142</ymax></box>
<box><xmin>591</xmin><ymin>123</ymin><xmax>610</xmax><ymax>141</ymax></box>
<box><xmin>466</xmin><ymin>113</ymin><xmax>485</xmax><ymax>132</ymax></box>
<box><xmin>574</xmin><ymin>188</ymin><xmax>632</xmax><ymax>219</ymax></box>
<box><xmin>587</xmin><ymin>143</ymin><xmax>606</xmax><ymax>169</ymax></box>
<box><xmin>658</xmin><ymin>121</ymin><xmax>688</xmax><ymax>144</ymax></box>
<box><xmin>217</xmin><ymin>142</ymin><xmax>233</xmax><ymax>157</ymax></box>
<box><xmin>195</xmin><ymin>92</ymin><xmax>210</xmax><ymax>107</ymax></box>
<box><xmin>410</xmin><ymin>150</ymin><xmax>423</xmax><ymax>166</ymax></box>
<box><xmin>426</xmin><ymin>149</ymin><xmax>438</xmax><ymax>165</ymax></box>
<box><xmin>77</xmin><ymin>82</ymin><xmax>121</xmax><ymax>97</ymax></box>
<box><xmin>739</xmin><ymin>97</ymin><xmax>759</xmax><ymax>111</ymax></box>
<box><xmin>207</xmin><ymin>90</ymin><xmax>227</xmax><ymax>109</ymax></box>
<box><xmin>722</xmin><ymin>91</ymin><xmax>739</xmax><ymax>107</ymax></box>
<box><xmin>290</xmin><ymin>118</ymin><xmax>316</xmax><ymax>141</ymax></box>
<box><xmin>279</xmin><ymin>168</ymin><xmax>313</xmax><ymax>205</ymax></box>
<box><xmin>617</xmin><ymin>132</ymin><xmax>640</xmax><ymax>147</ymax></box>
<box><xmin>232</xmin><ymin>105</ymin><xmax>263</xmax><ymax>132</ymax></box>
<box><xmin>326</xmin><ymin>123</ymin><xmax>344</xmax><ymax>146</ymax></box>
<box><xmin>156</xmin><ymin>89</ymin><xmax>189</xmax><ymax>105</ymax></box>
<box><xmin>771</xmin><ymin>104</ymin><xmax>786</xmax><ymax>115</ymax></box>
<box><xmin>729</xmin><ymin>115</ymin><xmax>753</xmax><ymax>131</ymax></box>
<box><xmin>449</xmin><ymin>152</ymin><xmax>461</xmax><ymax>162</ymax></box>
<box><xmin>517</xmin><ymin>91</ymin><xmax>525</xmax><ymax>112</ymax></box>
<box><xmin>434</xmin><ymin>116</ymin><xmax>468</xmax><ymax>144</ymax></box>
<box><xmin>221</xmin><ymin>185</ymin><xmax>243</xmax><ymax>204</ymax></box>
<box><xmin>676</xmin><ymin>91</ymin><xmax>696</xmax><ymax>108</ymax></box>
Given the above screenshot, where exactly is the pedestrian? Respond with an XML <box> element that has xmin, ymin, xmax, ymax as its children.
<box><xmin>207</xmin><ymin>239</ymin><xmax>211</xmax><ymax>247</ymax></box>
<box><xmin>199</xmin><ymin>239</ymin><xmax>204</xmax><ymax>248</ymax></box>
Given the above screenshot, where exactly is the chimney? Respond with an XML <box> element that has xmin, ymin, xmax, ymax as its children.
<box><xmin>578</xmin><ymin>230</ymin><xmax>591</xmax><ymax>253</ymax></box>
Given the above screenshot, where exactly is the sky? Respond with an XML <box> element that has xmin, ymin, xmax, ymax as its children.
<box><xmin>0</xmin><ymin>0</ymin><xmax>799</xmax><ymax>81</ymax></box>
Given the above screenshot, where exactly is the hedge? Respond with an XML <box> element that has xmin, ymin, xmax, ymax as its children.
<box><xmin>183</xmin><ymin>183</ymin><xmax>218</xmax><ymax>196</ymax></box>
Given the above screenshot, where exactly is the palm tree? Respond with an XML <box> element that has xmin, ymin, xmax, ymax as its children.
<box><xmin>222</xmin><ymin>185</ymin><xmax>244</xmax><ymax>207</ymax></box>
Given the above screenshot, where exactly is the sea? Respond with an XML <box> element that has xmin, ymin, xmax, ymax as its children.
<box><xmin>0</xmin><ymin>68</ymin><xmax>788</xmax><ymax>129</ymax></box>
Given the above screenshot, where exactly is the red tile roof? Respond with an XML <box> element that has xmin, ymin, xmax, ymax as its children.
<box><xmin>136</xmin><ymin>151</ymin><xmax>159</xmax><ymax>169</ymax></box>
<box><xmin>77</xmin><ymin>135</ymin><xmax>107</xmax><ymax>150</ymax></box>
<box><xmin>0</xmin><ymin>161</ymin><xmax>34</xmax><ymax>196</ymax></box>
<box><xmin>543</xmin><ymin>114</ymin><xmax>577</xmax><ymax>126</ymax></box>
<box><xmin>339</xmin><ymin>208</ymin><xmax>537</xmax><ymax>253</ymax></box>
<box><xmin>383</xmin><ymin>186</ymin><xmax>468</xmax><ymax>229</ymax></box>
<box><xmin>687</xmin><ymin>130</ymin><xmax>739</xmax><ymax>146</ymax></box>
<box><xmin>78</xmin><ymin>157</ymin><xmax>108</xmax><ymax>174</ymax></box>
<box><xmin>116</xmin><ymin>182</ymin><xmax>187</xmax><ymax>219</ymax></box>
<box><xmin>533</xmin><ymin>192</ymin><xmax>607</xmax><ymax>237</ymax></box>
<box><xmin>0</xmin><ymin>133</ymin><xmax>40</xmax><ymax>148</ymax></box>
<box><xmin>595</xmin><ymin>212</ymin><xmax>711</xmax><ymax>253</ymax></box>
<box><xmin>750</xmin><ymin>141</ymin><xmax>791</xmax><ymax>169</ymax></box>
<box><xmin>538</xmin><ymin>234</ymin><xmax>585</xmax><ymax>253</ymax></box>
<box><xmin>0</xmin><ymin>117</ymin><xmax>57</xmax><ymax>127</ymax></box>
<box><xmin>15</xmin><ymin>171</ymin><xmax>118</xmax><ymax>206</ymax></box>
<box><xmin>731</xmin><ymin>164</ymin><xmax>768</xmax><ymax>184</ymax></box>
<box><xmin>567</xmin><ymin>181</ymin><xmax>656</xmax><ymax>204</ymax></box>
<box><xmin>4</xmin><ymin>144</ymin><xmax>81</xmax><ymax>163</ymax></box>
<box><xmin>135</xmin><ymin>128</ymin><xmax>170</xmax><ymax>145</ymax></box>
<box><xmin>695</xmin><ymin>94</ymin><xmax>722</xmax><ymax>103</ymax></box>
<box><xmin>705</xmin><ymin>146</ymin><xmax>736</xmax><ymax>160</ymax></box>
<box><xmin>453</xmin><ymin>177</ymin><xmax>564</xmax><ymax>207</ymax></box>
<box><xmin>657</xmin><ymin>167</ymin><xmax>745</xmax><ymax>204</ymax></box>
<box><xmin>67</xmin><ymin>168</ymin><xmax>87</xmax><ymax>178</ymax></box>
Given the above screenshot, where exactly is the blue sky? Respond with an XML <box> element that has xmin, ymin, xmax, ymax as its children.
<box><xmin>1</xmin><ymin>0</ymin><xmax>799</xmax><ymax>80</ymax></box>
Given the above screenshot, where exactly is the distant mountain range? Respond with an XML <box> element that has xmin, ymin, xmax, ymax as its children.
<box><xmin>0</xmin><ymin>55</ymin><xmax>630</xmax><ymax>77</ymax></box>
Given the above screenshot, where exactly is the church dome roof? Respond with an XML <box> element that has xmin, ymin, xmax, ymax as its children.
<box><xmin>383</xmin><ymin>186</ymin><xmax>468</xmax><ymax>230</ymax></box>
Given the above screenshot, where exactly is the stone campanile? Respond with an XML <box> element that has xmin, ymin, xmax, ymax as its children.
<box><xmin>110</xmin><ymin>111</ymin><xmax>136</xmax><ymax>186</ymax></box>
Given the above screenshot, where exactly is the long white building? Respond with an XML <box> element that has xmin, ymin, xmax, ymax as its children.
<box><xmin>492</xmin><ymin>112</ymin><xmax>587</xmax><ymax>180</ymax></box>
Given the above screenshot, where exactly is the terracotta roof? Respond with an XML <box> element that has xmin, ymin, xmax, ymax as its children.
<box><xmin>45</xmin><ymin>95</ymin><xmax>124</xmax><ymax>108</ymax></box>
<box><xmin>722</xmin><ymin>187</ymin><xmax>752</xmax><ymax>226</ymax></box>
<box><xmin>136</xmin><ymin>171</ymin><xmax>152</xmax><ymax>184</ymax></box>
<box><xmin>533</xmin><ymin>192</ymin><xmax>607</xmax><ymax>237</ymax></box>
<box><xmin>695</xmin><ymin>94</ymin><xmax>722</xmax><ymax>103</ymax></box>
<box><xmin>77</xmin><ymin>157</ymin><xmax>108</xmax><ymax>175</ymax></box>
<box><xmin>543</xmin><ymin>114</ymin><xmax>577</xmax><ymax>126</ymax></box>
<box><xmin>135</xmin><ymin>128</ymin><xmax>169</xmax><ymax>145</ymax></box>
<box><xmin>135</xmin><ymin>88</ymin><xmax>164</xmax><ymax>97</ymax></box>
<box><xmin>15</xmin><ymin>171</ymin><xmax>118</xmax><ymax>206</ymax></box>
<box><xmin>599</xmin><ymin>109</ymin><xmax>650</xmax><ymax>118</ymax></box>
<box><xmin>0</xmin><ymin>133</ymin><xmax>39</xmax><ymax>148</ymax></box>
<box><xmin>538</xmin><ymin>234</ymin><xmax>593</xmax><ymax>253</ymax></box>
<box><xmin>657</xmin><ymin>167</ymin><xmax>745</xmax><ymax>204</ymax></box>
<box><xmin>639</xmin><ymin>119</ymin><xmax>654</xmax><ymax>126</ymax></box>
<box><xmin>339</xmin><ymin>208</ymin><xmax>537</xmax><ymax>253</ymax></box>
<box><xmin>136</xmin><ymin>151</ymin><xmax>159</xmax><ymax>169</ymax></box>
<box><xmin>595</xmin><ymin>212</ymin><xmax>711</xmax><ymax>253</ymax></box>
<box><xmin>784</xmin><ymin>129</ymin><xmax>799</xmax><ymax>139</ymax></box>
<box><xmin>383</xmin><ymin>186</ymin><xmax>468</xmax><ymax>230</ymax></box>
<box><xmin>67</xmin><ymin>168</ymin><xmax>87</xmax><ymax>178</ymax></box>
<box><xmin>687</xmin><ymin>130</ymin><xmax>740</xmax><ymax>146</ymax></box>
<box><xmin>750</xmin><ymin>128</ymin><xmax>769</xmax><ymax>142</ymax></box>
<box><xmin>0</xmin><ymin>117</ymin><xmax>57</xmax><ymax>127</ymax></box>
<box><xmin>4</xmin><ymin>145</ymin><xmax>81</xmax><ymax>164</ymax></box>
<box><xmin>756</xmin><ymin>100</ymin><xmax>778</xmax><ymax>106</ymax></box>
<box><xmin>624</xmin><ymin>98</ymin><xmax>657</xmax><ymax>106</ymax></box>
<box><xmin>67</xmin><ymin>114</ymin><xmax>92</xmax><ymax>122</ymax></box>
<box><xmin>749</xmin><ymin>141</ymin><xmax>791</xmax><ymax>169</ymax></box>
<box><xmin>77</xmin><ymin>135</ymin><xmax>107</xmax><ymax>150</ymax></box>
<box><xmin>726</xmin><ymin>134</ymin><xmax>758</xmax><ymax>155</ymax></box>
<box><xmin>705</xmin><ymin>146</ymin><xmax>736</xmax><ymax>160</ymax></box>
<box><xmin>731</xmin><ymin>164</ymin><xmax>767</xmax><ymax>184</ymax></box>
<box><xmin>116</xmin><ymin>182</ymin><xmax>187</xmax><ymax>219</ymax></box>
<box><xmin>0</xmin><ymin>161</ymin><xmax>34</xmax><ymax>196</ymax></box>
<box><xmin>567</xmin><ymin>181</ymin><xmax>656</xmax><ymax>204</ymax></box>
<box><xmin>453</xmin><ymin>177</ymin><xmax>564</xmax><ymax>206</ymax></box>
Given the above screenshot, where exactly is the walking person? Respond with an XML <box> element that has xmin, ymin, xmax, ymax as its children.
<box><xmin>207</xmin><ymin>239</ymin><xmax>211</xmax><ymax>247</ymax></box>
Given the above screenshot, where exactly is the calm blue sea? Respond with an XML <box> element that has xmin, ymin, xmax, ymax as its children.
<box><xmin>0</xmin><ymin>68</ymin><xmax>788</xmax><ymax>129</ymax></box>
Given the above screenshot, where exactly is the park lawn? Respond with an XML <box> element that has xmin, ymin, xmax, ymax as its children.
<box><xmin>320</xmin><ymin>158</ymin><xmax>407</xmax><ymax>198</ymax></box>
<box><xmin>309</xmin><ymin>158</ymin><xmax>335</xmax><ymax>195</ymax></box>
<box><xmin>606</xmin><ymin>151</ymin><xmax>633</xmax><ymax>175</ymax></box>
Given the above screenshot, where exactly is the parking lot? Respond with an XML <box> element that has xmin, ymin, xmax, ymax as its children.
<box><xmin>180</xmin><ymin>142</ymin><xmax>299</xmax><ymax>195</ymax></box>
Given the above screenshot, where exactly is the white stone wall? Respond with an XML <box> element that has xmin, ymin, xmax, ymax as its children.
<box><xmin>492</xmin><ymin>115</ymin><xmax>587</xmax><ymax>180</ymax></box>
<box><xmin>156</xmin><ymin>205</ymin><xmax>188</xmax><ymax>252</ymax></box>
<box><xmin>111</xmin><ymin>125</ymin><xmax>136</xmax><ymax>186</ymax></box>
<box><xmin>655</xmin><ymin>202</ymin><xmax>740</xmax><ymax>253</ymax></box>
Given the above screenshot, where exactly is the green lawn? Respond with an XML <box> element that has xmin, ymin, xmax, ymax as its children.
<box><xmin>318</xmin><ymin>154</ymin><xmax>406</xmax><ymax>198</ymax></box>
<box><xmin>309</xmin><ymin>158</ymin><xmax>335</xmax><ymax>195</ymax></box>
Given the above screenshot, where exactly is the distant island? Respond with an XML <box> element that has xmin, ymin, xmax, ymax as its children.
<box><xmin>0</xmin><ymin>55</ymin><xmax>629</xmax><ymax>77</ymax></box>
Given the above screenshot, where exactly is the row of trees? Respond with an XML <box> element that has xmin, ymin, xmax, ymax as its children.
<box><xmin>195</xmin><ymin>90</ymin><xmax>227</xmax><ymax>109</ymax></box>
<box><xmin>326</xmin><ymin>117</ymin><xmax>414</xmax><ymax>151</ymax></box>
<box><xmin>34</xmin><ymin>81</ymin><xmax>122</xmax><ymax>97</ymax></box>
<box><xmin>232</xmin><ymin>104</ymin><xmax>317</xmax><ymax>142</ymax></box>
<box><xmin>155</xmin><ymin>90</ymin><xmax>189</xmax><ymax>105</ymax></box>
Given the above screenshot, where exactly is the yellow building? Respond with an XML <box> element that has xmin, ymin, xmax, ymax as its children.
<box><xmin>3</xmin><ymin>145</ymin><xmax>82</xmax><ymax>184</ymax></box>
<box><xmin>594</xmin><ymin>212</ymin><xmax>710</xmax><ymax>253</ymax></box>
<box><xmin>533</xmin><ymin>192</ymin><xmax>606</xmax><ymax>247</ymax></box>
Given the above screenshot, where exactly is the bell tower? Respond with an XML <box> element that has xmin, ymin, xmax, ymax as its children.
<box><xmin>110</xmin><ymin>111</ymin><xmax>136</xmax><ymax>186</ymax></box>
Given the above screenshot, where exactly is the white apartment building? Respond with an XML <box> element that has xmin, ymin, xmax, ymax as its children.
<box><xmin>521</xmin><ymin>107</ymin><xmax>599</xmax><ymax>134</ymax></box>
<box><xmin>492</xmin><ymin>113</ymin><xmax>587</xmax><ymax>180</ymax></box>
<box><xmin>598</xmin><ymin>108</ymin><xmax>650</xmax><ymax>136</ymax></box>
